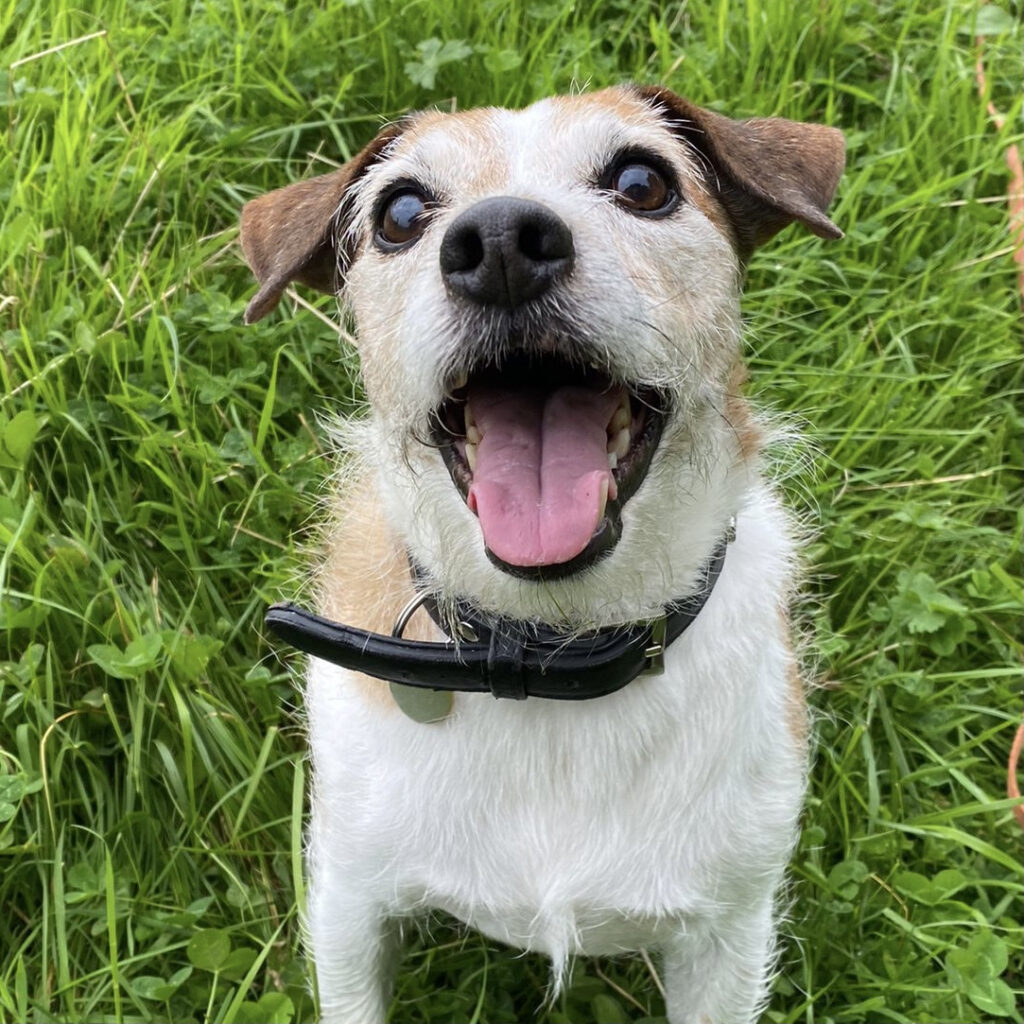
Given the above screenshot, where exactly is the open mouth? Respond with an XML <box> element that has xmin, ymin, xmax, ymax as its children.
<box><xmin>433</xmin><ymin>352</ymin><xmax>667</xmax><ymax>580</ymax></box>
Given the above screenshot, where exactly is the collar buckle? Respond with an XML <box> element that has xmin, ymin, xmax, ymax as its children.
<box><xmin>643</xmin><ymin>616</ymin><xmax>667</xmax><ymax>675</ymax></box>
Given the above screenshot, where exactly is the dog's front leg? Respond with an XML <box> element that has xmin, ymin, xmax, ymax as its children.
<box><xmin>660</xmin><ymin>900</ymin><xmax>778</xmax><ymax>1024</ymax></box>
<box><xmin>307</xmin><ymin>863</ymin><xmax>398</xmax><ymax>1024</ymax></box>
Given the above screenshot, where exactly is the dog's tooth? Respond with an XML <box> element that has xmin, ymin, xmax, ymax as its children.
<box><xmin>465</xmin><ymin>441</ymin><xmax>477</xmax><ymax>471</ymax></box>
<box><xmin>466</xmin><ymin>423</ymin><xmax>481</xmax><ymax>444</ymax></box>
<box><xmin>609</xmin><ymin>398</ymin><xmax>631</xmax><ymax>435</ymax></box>
<box><xmin>465</xmin><ymin>404</ymin><xmax>477</xmax><ymax>430</ymax></box>
<box><xmin>597</xmin><ymin>476</ymin><xmax>610</xmax><ymax>519</ymax></box>
<box><xmin>611</xmin><ymin>427</ymin><xmax>630</xmax><ymax>459</ymax></box>
<box><xmin>607</xmin><ymin>451</ymin><xmax>618</xmax><ymax>470</ymax></box>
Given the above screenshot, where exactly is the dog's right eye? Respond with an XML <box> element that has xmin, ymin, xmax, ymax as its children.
<box><xmin>599</xmin><ymin>152</ymin><xmax>680</xmax><ymax>218</ymax></box>
<box><xmin>609</xmin><ymin>163</ymin><xmax>677</xmax><ymax>215</ymax></box>
<box><xmin>378</xmin><ymin>190</ymin><xmax>431</xmax><ymax>249</ymax></box>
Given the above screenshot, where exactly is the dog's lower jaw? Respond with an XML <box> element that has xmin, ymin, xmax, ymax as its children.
<box><xmin>304</xmin><ymin>481</ymin><xmax>805</xmax><ymax>1024</ymax></box>
<box><xmin>365</xmin><ymin>408</ymin><xmax>752</xmax><ymax>631</ymax></box>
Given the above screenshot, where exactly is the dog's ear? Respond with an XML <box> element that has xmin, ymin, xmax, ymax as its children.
<box><xmin>239</xmin><ymin>122</ymin><xmax>405</xmax><ymax>324</ymax></box>
<box><xmin>634</xmin><ymin>86</ymin><xmax>845</xmax><ymax>258</ymax></box>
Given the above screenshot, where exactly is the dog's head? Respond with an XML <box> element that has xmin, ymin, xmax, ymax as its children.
<box><xmin>241</xmin><ymin>87</ymin><xmax>844</xmax><ymax>625</ymax></box>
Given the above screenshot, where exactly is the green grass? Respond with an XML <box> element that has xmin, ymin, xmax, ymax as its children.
<box><xmin>1</xmin><ymin>0</ymin><xmax>1021</xmax><ymax>1021</ymax></box>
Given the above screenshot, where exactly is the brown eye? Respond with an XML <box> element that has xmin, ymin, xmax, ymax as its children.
<box><xmin>378</xmin><ymin>189</ymin><xmax>430</xmax><ymax>247</ymax></box>
<box><xmin>610</xmin><ymin>163</ymin><xmax>675</xmax><ymax>214</ymax></box>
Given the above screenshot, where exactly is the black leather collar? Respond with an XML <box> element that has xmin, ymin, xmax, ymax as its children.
<box><xmin>265</xmin><ymin>535</ymin><xmax>729</xmax><ymax>701</ymax></box>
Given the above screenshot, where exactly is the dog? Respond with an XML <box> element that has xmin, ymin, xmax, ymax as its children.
<box><xmin>240</xmin><ymin>85</ymin><xmax>844</xmax><ymax>1024</ymax></box>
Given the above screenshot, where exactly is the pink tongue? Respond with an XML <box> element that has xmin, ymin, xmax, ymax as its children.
<box><xmin>467</xmin><ymin>383</ymin><xmax>623</xmax><ymax>566</ymax></box>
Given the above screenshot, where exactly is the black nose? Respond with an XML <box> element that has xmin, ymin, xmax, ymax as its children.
<box><xmin>439</xmin><ymin>197</ymin><xmax>574</xmax><ymax>308</ymax></box>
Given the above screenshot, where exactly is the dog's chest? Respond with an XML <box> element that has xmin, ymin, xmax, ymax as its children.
<box><xmin>390</xmin><ymin>709</ymin><xmax>721</xmax><ymax>956</ymax></box>
<box><xmin>308</xmin><ymin>625</ymin><xmax>804</xmax><ymax>957</ymax></box>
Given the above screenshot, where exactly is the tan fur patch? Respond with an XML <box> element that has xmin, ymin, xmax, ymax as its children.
<box><xmin>548</xmin><ymin>86</ymin><xmax>654</xmax><ymax>122</ymax></box>
<box><xmin>785</xmin><ymin>653</ymin><xmax>808</xmax><ymax>748</ymax></box>
<box><xmin>318</xmin><ymin>470</ymin><xmax>441</xmax><ymax>710</ymax></box>
<box><xmin>684</xmin><ymin>182</ymin><xmax>734</xmax><ymax>241</ymax></box>
<box><xmin>777</xmin><ymin>607</ymin><xmax>808</xmax><ymax>747</ymax></box>
<box><xmin>724</xmin><ymin>360</ymin><xmax>763</xmax><ymax>461</ymax></box>
<box><xmin>391</xmin><ymin>106</ymin><xmax>509</xmax><ymax>196</ymax></box>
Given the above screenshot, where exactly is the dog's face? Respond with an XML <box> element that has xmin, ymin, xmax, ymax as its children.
<box><xmin>242</xmin><ymin>87</ymin><xmax>844</xmax><ymax>626</ymax></box>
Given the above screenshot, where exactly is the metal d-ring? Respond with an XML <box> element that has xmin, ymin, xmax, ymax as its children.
<box><xmin>393</xmin><ymin>591</ymin><xmax>480</xmax><ymax>644</ymax></box>
<box><xmin>392</xmin><ymin>592</ymin><xmax>430</xmax><ymax>639</ymax></box>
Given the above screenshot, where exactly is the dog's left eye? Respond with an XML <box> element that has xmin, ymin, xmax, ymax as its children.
<box><xmin>378</xmin><ymin>189</ymin><xmax>431</xmax><ymax>248</ymax></box>
<box><xmin>608</xmin><ymin>162</ymin><xmax>677</xmax><ymax>215</ymax></box>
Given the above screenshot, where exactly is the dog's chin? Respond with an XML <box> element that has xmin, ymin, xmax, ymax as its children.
<box><xmin>432</xmin><ymin>351</ymin><xmax>667</xmax><ymax>581</ymax></box>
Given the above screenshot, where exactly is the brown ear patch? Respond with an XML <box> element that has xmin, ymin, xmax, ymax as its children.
<box><xmin>239</xmin><ymin>121</ymin><xmax>407</xmax><ymax>323</ymax></box>
<box><xmin>633</xmin><ymin>86</ymin><xmax>845</xmax><ymax>259</ymax></box>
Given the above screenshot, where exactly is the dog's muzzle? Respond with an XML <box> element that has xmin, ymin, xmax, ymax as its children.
<box><xmin>432</xmin><ymin>196</ymin><xmax>670</xmax><ymax>581</ymax></box>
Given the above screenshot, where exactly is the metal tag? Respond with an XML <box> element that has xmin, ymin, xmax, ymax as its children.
<box><xmin>389</xmin><ymin>593</ymin><xmax>453</xmax><ymax>722</ymax></box>
<box><xmin>389</xmin><ymin>682</ymin><xmax>453</xmax><ymax>724</ymax></box>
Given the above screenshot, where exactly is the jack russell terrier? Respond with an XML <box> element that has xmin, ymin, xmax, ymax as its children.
<box><xmin>240</xmin><ymin>85</ymin><xmax>844</xmax><ymax>1024</ymax></box>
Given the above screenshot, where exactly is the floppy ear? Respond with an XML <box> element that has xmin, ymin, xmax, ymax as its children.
<box><xmin>634</xmin><ymin>86</ymin><xmax>845</xmax><ymax>258</ymax></box>
<box><xmin>239</xmin><ymin>122</ymin><xmax>405</xmax><ymax>324</ymax></box>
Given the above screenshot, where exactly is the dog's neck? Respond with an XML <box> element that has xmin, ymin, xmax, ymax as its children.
<box><xmin>265</xmin><ymin>524</ymin><xmax>733</xmax><ymax>720</ymax></box>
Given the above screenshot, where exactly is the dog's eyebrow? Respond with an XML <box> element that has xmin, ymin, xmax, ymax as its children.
<box><xmin>583</xmin><ymin>138</ymin><xmax>696</xmax><ymax>195</ymax></box>
<box><xmin>592</xmin><ymin>140</ymin><xmax>686</xmax><ymax>171</ymax></box>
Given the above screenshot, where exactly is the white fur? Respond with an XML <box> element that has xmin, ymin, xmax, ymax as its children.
<box><xmin>295</xmin><ymin>93</ymin><xmax>809</xmax><ymax>1023</ymax></box>
<box><xmin>306</xmin><ymin>494</ymin><xmax>803</xmax><ymax>1023</ymax></box>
